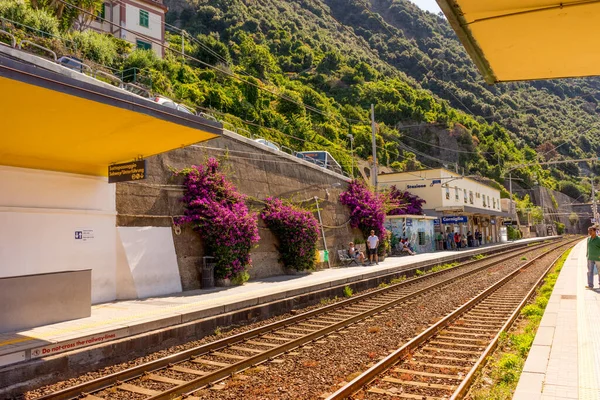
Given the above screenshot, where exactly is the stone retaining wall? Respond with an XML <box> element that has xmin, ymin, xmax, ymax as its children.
<box><xmin>116</xmin><ymin>131</ymin><xmax>361</xmax><ymax>290</ymax></box>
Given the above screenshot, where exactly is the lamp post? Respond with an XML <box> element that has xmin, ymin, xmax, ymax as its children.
<box><xmin>347</xmin><ymin>133</ymin><xmax>354</xmax><ymax>179</ymax></box>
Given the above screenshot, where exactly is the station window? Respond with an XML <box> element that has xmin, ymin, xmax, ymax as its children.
<box><xmin>487</xmin><ymin>195</ymin><xmax>491</xmax><ymax>208</ymax></box>
<box><xmin>418</xmin><ymin>231</ymin><xmax>426</xmax><ymax>246</ymax></box>
<box><xmin>445</xmin><ymin>187</ymin><xmax>450</xmax><ymax>200</ymax></box>
<box><xmin>483</xmin><ymin>196</ymin><xmax>486</xmax><ymax>207</ymax></box>
<box><xmin>139</xmin><ymin>9</ymin><xmax>149</xmax><ymax>28</ymax></box>
<box><xmin>493</xmin><ymin>198</ymin><xmax>496</xmax><ymax>209</ymax></box>
<box><xmin>469</xmin><ymin>191</ymin><xmax>474</xmax><ymax>204</ymax></box>
<box><xmin>464</xmin><ymin>189</ymin><xmax>467</xmax><ymax>203</ymax></box>
<box><xmin>455</xmin><ymin>187</ymin><xmax>459</xmax><ymax>201</ymax></box>
<box><xmin>136</xmin><ymin>39</ymin><xmax>152</xmax><ymax>50</ymax></box>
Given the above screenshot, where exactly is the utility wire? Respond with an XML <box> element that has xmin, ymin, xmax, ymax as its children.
<box><xmin>53</xmin><ymin>0</ymin><xmax>371</xmax><ymax>125</ymax></box>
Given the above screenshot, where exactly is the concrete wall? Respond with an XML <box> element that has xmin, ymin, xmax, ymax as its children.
<box><xmin>116</xmin><ymin>131</ymin><xmax>359</xmax><ymax>291</ymax></box>
<box><xmin>0</xmin><ymin>166</ymin><xmax>118</xmax><ymax>304</ymax></box>
<box><xmin>0</xmin><ymin>270</ymin><xmax>91</xmax><ymax>333</ymax></box>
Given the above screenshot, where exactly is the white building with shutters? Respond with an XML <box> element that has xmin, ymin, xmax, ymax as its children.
<box><xmin>89</xmin><ymin>0</ymin><xmax>166</xmax><ymax>58</ymax></box>
<box><xmin>379</xmin><ymin>168</ymin><xmax>510</xmax><ymax>244</ymax></box>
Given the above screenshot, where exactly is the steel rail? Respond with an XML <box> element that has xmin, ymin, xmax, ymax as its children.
<box><xmin>160</xmin><ymin>241</ymin><xmax>572</xmax><ymax>400</ymax></box>
<box><xmin>35</xmin><ymin>238</ymin><xmax>563</xmax><ymax>400</ymax></box>
<box><xmin>324</xmin><ymin>239</ymin><xmax>577</xmax><ymax>399</ymax></box>
<box><xmin>449</xmin><ymin>246</ymin><xmax>572</xmax><ymax>399</ymax></box>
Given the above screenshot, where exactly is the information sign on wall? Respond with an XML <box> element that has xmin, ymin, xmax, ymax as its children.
<box><xmin>74</xmin><ymin>228</ymin><xmax>94</xmax><ymax>243</ymax></box>
<box><xmin>108</xmin><ymin>160</ymin><xmax>146</xmax><ymax>183</ymax></box>
<box><xmin>433</xmin><ymin>218</ymin><xmax>440</xmax><ymax>226</ymax></box>
<box><xmin>406</xmin><ymin>218</ymin><xmax>413</xmax><ymax>227</ymax></box>
<box><xmin>441</xmin><ymin>216</ymin><xmax>468</xmax><ymax>224</ymax></box>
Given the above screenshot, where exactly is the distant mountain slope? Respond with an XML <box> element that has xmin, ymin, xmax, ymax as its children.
<box><xmin>163</xmin><ymin>0</ymin><xmax>597</xmax><ymax>199</ymax></box>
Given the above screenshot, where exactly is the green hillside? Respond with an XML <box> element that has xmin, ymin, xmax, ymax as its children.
<box><xmin>3</xmin><ymin>0</ymin><xmax>598</xmax><ymax>201</ymax></box>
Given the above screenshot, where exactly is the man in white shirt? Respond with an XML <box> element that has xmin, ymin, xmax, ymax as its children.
<box><xmin>367</xmin><ymin>230</ymin><xmax>379</xmax><ymax>265</ymax></box>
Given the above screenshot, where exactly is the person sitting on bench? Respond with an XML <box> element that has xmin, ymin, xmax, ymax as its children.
<box><xmin>400</xmin><ymin>238</ymin><xmax>416</xmax><ymax>255</ymax></box>
<box><xmin>348</xmin><ymin>242</ymin><xmax>365</xmax><ymax>264</ymax></box>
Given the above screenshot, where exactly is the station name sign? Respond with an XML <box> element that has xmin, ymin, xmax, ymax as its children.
<box><xmin>407</xmin><ymin>184</ymin><xmax>426</xmax><ymax>189</ymax></box>
<box><xmin>108</xmin><ymin>160</ymin><xmax>146</xmax><ymax>183</ymax></box>
<box><xmin>441</xmin><ymin>216</ymin><xmax>468</xmax><ymax>224</ymax></box>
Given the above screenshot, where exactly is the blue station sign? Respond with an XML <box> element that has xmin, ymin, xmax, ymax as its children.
<box><xmin>405</xmin><ymin>218</ymin><xmax>413</xmax><ymax>227</ymax></box>
<box><xmin>441</xmin><ymin>216</ymin><xmax>468</xmax><ymax>224</ymax></box>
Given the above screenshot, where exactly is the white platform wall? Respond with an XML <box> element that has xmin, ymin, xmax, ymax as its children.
<box><xmin>116</xmin><ymin>227</ymin><xmax>182</xmax><ymax>299</ymax></box>
<box><xmin>0</xmin><ymin>166</ymin><xmax>184</xmax><ymax>304</ymax></box>
<box><xmin>0</xmin><ymin>166</ymin><xmax>118</xmax><ymax>303</ymax></box>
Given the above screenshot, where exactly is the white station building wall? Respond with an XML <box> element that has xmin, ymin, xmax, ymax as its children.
<box><xmin>0</xmin><ymin>166</ymin><xmax>118</xmax><ymax>303</ymax></box>
<box><xmin>0</xmin><ymin>166</ymin><xmax>184</xmax><ymax>305</ymax></box>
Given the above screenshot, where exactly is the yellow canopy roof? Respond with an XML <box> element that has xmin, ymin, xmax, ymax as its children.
<box><xmin>0</xmin><ymin>57</ymin><xmax>221</xmax><ymax>176</ymax></box>
<box><xmin>436</xmin><ymin>0</ymin><xmax>600</xmax><ymax>83</ymax></box>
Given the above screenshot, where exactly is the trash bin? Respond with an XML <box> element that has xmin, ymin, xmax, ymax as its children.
<box><xmin>323</xmin><ymin>250</ymin><xmax>329</xmax><ymax>262</ymax></box>
<box><xmin>202</xmin><ymin>256</ymin><xmax>215</xmax><ymax>289</ymax></box>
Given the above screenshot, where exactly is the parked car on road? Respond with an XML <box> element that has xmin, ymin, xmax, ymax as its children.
<box><xmin>296</xmin><ymin>151</ymin><xmax>343</xmax><ymax>175</ymax></box>
<box><xmin>254</xmin><ymin>138</ymin><xmax>280</xmax><ymax>151</ymax></box>
<box><xmin>153</xmin><ymin>96</ymin><xmax>195</xmax><ymax>114</ymax></box>
<box><xmin>57</xmin><ymin>56</ymin><xmax>85</xmax><ymax>73</ymax></box>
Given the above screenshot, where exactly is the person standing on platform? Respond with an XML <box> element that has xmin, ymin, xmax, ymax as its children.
<box><xmin>367</xmin><ymin>230</ymin><xmax>379</xmax><ymax>265</ymax></box>
<box><xmin>447</xmin><ymin>230</ymin><xmax>454</xmax><ymax>250</ymax></box>
<box><xmin>454</xmin><ymin>232</ymin><xmax>461</xmax><ymax>250</ymax></box>
<box><xmin>586</xmin><ymin>227</ymin><xmax>600</xmax><ymax>289</ymax></box>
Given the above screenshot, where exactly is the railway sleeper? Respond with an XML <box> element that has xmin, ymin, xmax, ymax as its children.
<box><xmin>382</xmin><ymin>376</ymin><xmax>457</xmax><ymax>391</ymax></box>
<box><xmin>367</xmin><ymin>386</ymin><xmax>442</xmax><ymax>399</ymax></box>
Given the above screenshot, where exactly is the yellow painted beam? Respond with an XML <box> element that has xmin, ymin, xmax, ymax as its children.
<box><xmin>436</xmin><ymin>0</ymin><xmax>600</xmax><ymax>83</ymax></box>
<box><xmin>0</xmin><ymin>74</ymin><xmax>220</xmax><ymax>176</ymax></box>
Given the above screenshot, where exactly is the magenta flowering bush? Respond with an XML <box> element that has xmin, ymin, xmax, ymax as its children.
<box><xmin>339</xmin><ymin>180</ymin><xmax>387</xmax><ymax>237</ymax></box>
<box><xmin>176</xmin><ymin>158</ymin><xmax>259</xmax><ymax>280</ymax></box>
<box><xmin>387</xmin><ymin>185</ymin><xmax>426</xmax><ymax>215</ymax></box>
<box><xmin>261</xmin><ymin>197</ymin><xmax>320</xmax><ymax>271</ymax></box>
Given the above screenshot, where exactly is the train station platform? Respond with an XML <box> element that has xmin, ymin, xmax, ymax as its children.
<box><xmin>514</xmin><ymin>239</ymin><xmax>600</xmax><ymax>400</ymax></box>
<box><xmin>0</xmin><ymin>237</ymin><xmax>552</xmax><ymax>396</ymax></box>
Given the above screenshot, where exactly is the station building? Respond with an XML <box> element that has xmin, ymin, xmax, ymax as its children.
<box><xmin>379</xmin><ymin>168</ymin><xmax>510</xmax><ymax>244</ymax></box>
<box><xmin>0</xmin><ymin>47</ymin><xmax>221</xmax><ymax>332</ymax></box>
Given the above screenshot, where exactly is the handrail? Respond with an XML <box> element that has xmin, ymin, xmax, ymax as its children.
<box><xmin>94</xmin><ymin>70</ymin><xmax>123</xmax><ymax>86</ymax></box>
<box><xmin>0</xmin><ymin>29</ymin><xmax>16</xmax><ymax>48</ymax></box>
<box><xmin>123</xmin><ymin>82</ymin><xmax>151</xmax><ymax>98</ymax></box>
<box><xmin>18</xmin><ymin>40</ymin><xmax>56</xmax><ymax>61</ymax></box>
<box><xmin>57</xmin><ymin>55</ymin><xmax>92</xmax><ymax>74</ymax></box>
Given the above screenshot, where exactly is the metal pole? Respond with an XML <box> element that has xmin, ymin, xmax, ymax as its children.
<box><xmin>592</xmin><ymin>179</ymin><xmax>598</xmax><ymax>226</ymax></box>
<box><xmin>370</xmin><ymin>104</ymin><xmax>377</xmax><ymax>190</ymax></box>
<box><xmin>314</xmin><ymin>196</ymin><xmax>331</xmax><ymax>269</ymax></box>
<box><xmin>348</xmin><ymin>134</ymin><xmax>354</xmax><ymax>179</ymax></box>
<box><xmin>181</xmin><ymin>30</ymin><xmax>185</xmax><ymax>57</ymax></box>
<box><xmin>509</xmin><ymin>172</ymin><xmax>514</xmax><ymax>217</ymax></box>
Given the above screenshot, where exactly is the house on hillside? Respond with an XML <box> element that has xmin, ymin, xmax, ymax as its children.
<box><xmin>89</xmin><ymin>0</ymin><xmax>167</xmax><ymax>57</ymax></box>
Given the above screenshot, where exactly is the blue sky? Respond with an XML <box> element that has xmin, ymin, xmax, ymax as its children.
<box><xmin>409</xmin><ymin>0</ymin><xmax>442</xmax><ymax>14</ymax></box>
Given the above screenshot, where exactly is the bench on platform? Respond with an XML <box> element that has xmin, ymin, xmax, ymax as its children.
<box><xmin>337</xmin><ymin>250</ymin><xmax>359</xmax><ymax>266</ymax></box>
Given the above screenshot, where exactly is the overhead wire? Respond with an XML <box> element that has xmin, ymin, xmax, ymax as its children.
<box><xmin>53</xmin><ymin>0</ymin><xmax>371</xmax><ymax>125</ymax></box>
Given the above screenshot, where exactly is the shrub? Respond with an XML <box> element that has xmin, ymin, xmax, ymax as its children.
<box><xmin>176</xmin><ymin>158</ymin><xmax>259</xmax><ymax>280</ymax></box>
<box><xmin>260</xmin><ymin>197</ymin><xmax>319</xmax><ymax>271</ymax></box>
<box><xmin>0</xmin><ymin>0</ymin><xmax>59</xmax><ymax>37</ymax></box>
<box><xmin>387</xmin><ymin>185</ymin><xmax>426</xmax><ymax>215</ymax></box>
<box><xmin>343</xmin><ymin>285</ymin><xmax>353</xmax><ymax>297</ymax></box>
<box><xmin>67</xmin><ymin>30</ymin><xmax>118</xmax><ymax>66</ymax></box>
<box><xmin>122</xmin><ymin>48</ymin><xmax>159</xmax><ymax>71</ymax></box>
<box><xmin>339</xmin><ymin>179</ymin><xmax>386</xmax><ymax>237</ymax></box>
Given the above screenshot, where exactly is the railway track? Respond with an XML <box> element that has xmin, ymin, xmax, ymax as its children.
<box><xmin>325</xmin><ymin>240</ymin><xmax>576</xmax><ymax>400</ymax></box>
<box><xmin>35</xmin><ymin>238</ymin><xmax>568</xmax><ymax>400</ymax></box>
